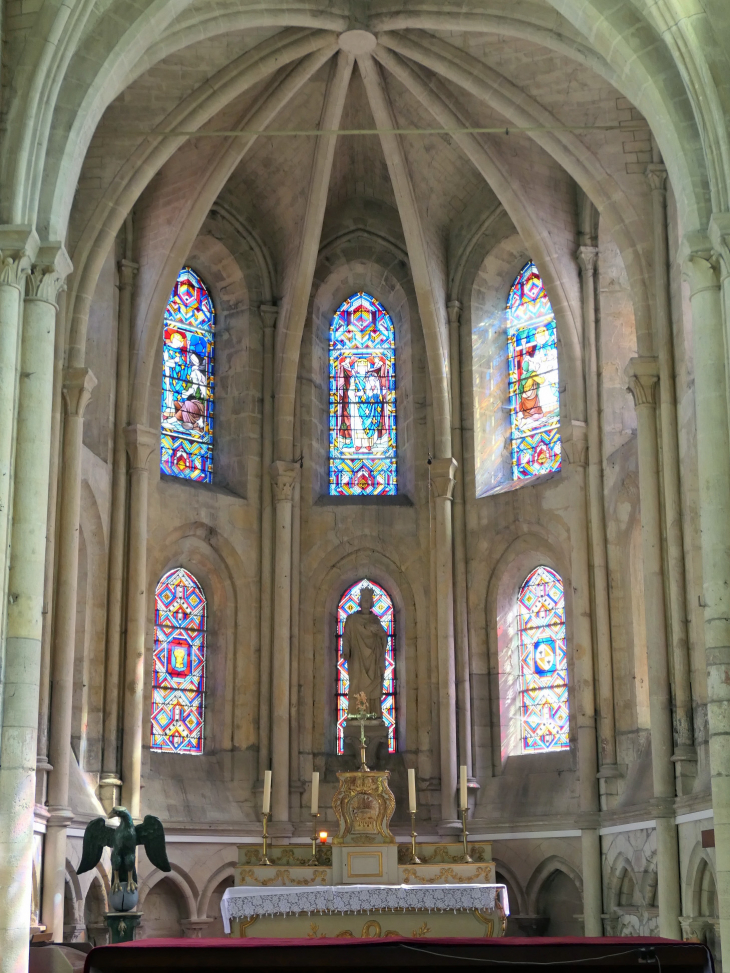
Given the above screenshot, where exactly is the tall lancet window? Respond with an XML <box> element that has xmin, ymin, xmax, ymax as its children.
<box><xmin>507</xmin><ymin>262</ymin><xmax>560</xmax><ymax>480</ymax></box>
<box><xmin>161</xmin><ymin>267</ymin><xmax>215</xmax><ymax>483</ymax></box>
<box><xmin>151</xmin><ymin>568</ymin><xmax>207</xmax><ymax>754</ymax></box>
<box><xmin>336</xmin><ymin>579</ymin><xmax>396</xmax><ymax>753</ymax></box>
<box><xmin>329</xmin><ymin>292</ymin><xmax>396</xmax><ymax>495</ymax></box>
<box><xmin>517</xmin><ymin>566</ymin><xmax>569</xmax><ymax>752</ymax></box>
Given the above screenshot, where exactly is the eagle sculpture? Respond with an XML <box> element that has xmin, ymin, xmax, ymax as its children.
<box><xmin>77</xmin><ymin>806</ymin><xmax>171</xmax><ymax>892</ymax></box>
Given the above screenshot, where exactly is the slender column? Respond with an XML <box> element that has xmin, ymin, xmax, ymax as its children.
<box><xmin>269</xmin><ymin>460</ymin><xmax>299</xmax><ymax>824</ymax></box>
<box><xmin>430</xmin><ymin>458</ymin><xmax>459</xmax><ymax>827</ymax></box>
<box><xmin>42</xmin><ymin>367</ymin><xmax>97</xmax><ymax>940</ymax></box>
<box><xmin>626</xmin><ymin>358</ymin><xmax>681</xmax><ymax>938</ymax></box>
<box><xmin>446</xmin><ymin>302</ymin><xmax>473</xmax><ymax>781</ymax></box>
<box><xmin>121</xmin><ymin>425</ymin><xmax>157</xmax><ymax>819</ymax></box>
<box><xmin>258</xmin><ymin>304</ymin><xmax>277</xmax><ymax>783</ymax></box>
<box><xmin>0</xmin><ymin>252</ymin><xmax>68</xmax><ymax>973</ymax></box>
<box><xmin>100</xmin><ymin>256</ymin><xmax>137</xmax><ymax>812</ymax></box>
<box><xmin>682</xmin><ymin>234</ymin><xmax>730</xmax><ymax>949</ymax></box>
<box><xmin>647</xmin><ymin>165</ymin><xmax>693</xmax><ymax>777</ymax></box>
<box><xmin>564</xmin><ymin>424</ymin><xmax>602</xmax><ymax>937</ymax></box>
<box><xmin>577</xmin><ymin>246</ymin><xmax>617</xmax><ymax>771</ymax></box>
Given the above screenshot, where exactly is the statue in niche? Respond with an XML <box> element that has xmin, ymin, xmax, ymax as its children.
<box><xmin>343</xmin><ymin>586</ymin><xmax>387</xmax><ymax>718</ymax></box>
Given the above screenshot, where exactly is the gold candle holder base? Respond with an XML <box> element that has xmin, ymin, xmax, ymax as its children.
<box><xmin>307</xmin><ymin>812</ymin><xmax>320</xmax><ymax>865</ymax></box>
<box><xmin>409</xmin><ymin>810</ymin><xmax>421</xmax><ymax>864</ymax></box>
<box><xmin>260</xmin><ymin>811</ymin><xmax>272</xmax><ymax>865</ymax></box>
<box><xmin>460</xmin><ymin>806</ymin><xmax>473</xmax><ymax>863</ymax></box>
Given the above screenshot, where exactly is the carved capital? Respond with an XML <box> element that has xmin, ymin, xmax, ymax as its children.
<box><xmin>0</xmin><ymin>249</ymin><xmax>33</xmax><ymax>290</ymax></box>
<box><xmin>270</xmin><ymin>460</ymin><xmax>299</xmax><ymax>502</ymax></box>
<box><xmin>446</xmin><ymin>300</ymin><xmax>462</xmax><ymax>328</ymax></box>
<box><xmin>26</xmin><ymin>245</ymin><xmax>72</xmax><ymax>306</ymax></box>
<box><xmin>124</xmin><ymin>424</ymin><xmax>158</xmax><ymax>471</ymax></box>
<box><xmin>118</xmin><ymin>258</ymin><xmax>139</xmax><ymax>288</ymax></box>
<box><xmin>563</xmin><ymin>420</ymin><xmax>588</xmax><ymax>467</ymax></box>
<box><xmin>626</xmin><ymin>356</ymin><xmax>660</xmax><ymax>407</ymax></box>
<box><xmin>259</xmin><ymin>303</ymin><xmax>278</xmax><ymax>330</ymax></box>
<box><xmin>62</xmin><ymin>367</ymin><xmax>97</xmax><ymax>418</ymax></box>
<box><xmin>680</xmin><ymin>231</ymin><xmax>721</xmax><ymax>296</ymax></box>
<box><xmin>709</xmin><ymin>211</ymin><xmax>730</xmax><ymax>280</ymax></box>
<box><xmin>430</xmin><ymin>457</ymin><xmax>457</xmax><ymax>499</ymax></box>
<box><xmin>646</xmin><ymin>163</ymin><xmax>668</xmax><ymax>195</ymax></box>
<box><xmin>576</xmin><ymin>245</ymin><xmax>598</xmax><ymax>278</ymax></box>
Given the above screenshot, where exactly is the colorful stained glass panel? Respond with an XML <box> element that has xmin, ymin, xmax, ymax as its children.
<box><xmin>161</xmin><ymin>267</ymin><xmax>215</xmax><ymax>483</ymax></box>
<box><xmin>151</xmin><ymin>567</ymin><xmax>206</xmax><ymax>754</ymax></box>
<box><xmin>336</xmin><ymin>578</ymin><xmax>396</xmax><ymax>752</ymax></box>
<box><xmin>507</xmin><ymin>263</ymin><xmax>561</xmax><ymax>480</ymax></box>
<box><xmin>329</xmin><ymin>293</ymin><xmax>396</xmax><ymax>495</ymax></box>
<box><xmin>517</xmin><ymin>566</ymin><xmax>569</xmax><ymax>753</ymax></box>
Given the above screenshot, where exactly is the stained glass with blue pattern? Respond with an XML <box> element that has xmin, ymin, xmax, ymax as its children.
<box><xmin>518</xmin><ymin>566</ymin><xmax>569</xmax><ymax>752</ymax></box>
<box><xmin>151</xmin><ymin>568</ymin><xmax>206</xmax><ymax>754</ymax></box>
<box><xmin>336</xmin><ymin>579</ymin><xmax>396</xmax><ymax>753</ymax></box>
<box><xmin>329</xmin><ymin>293</ymin><xmax>396</xmax><ymax>495</ymax></box>
<box><xmin>507</xmin><ymin>263</ymin><xmax>560</xmax><ymax>480</ymax></box>
<box><xmin>161</xmin><ymin>267</ymin><xmax>215</xmax><ymax>483</ymax></box>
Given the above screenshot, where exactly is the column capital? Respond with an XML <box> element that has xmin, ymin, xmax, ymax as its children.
<box><xmin>62</xmin><ymin>367</ymin><xmax>97</xmax><ymax>418</ymax></box>
<box><xmin>259</xmin><ymin>303</ymin><xmax>279</xmax><ymax>329</ymax></box>
<box><xmin>679</xmin><ymin>231</ymin><xmax>721</xmax><ymax>296</ymax></box>
<box><xmin>563</xmin><ymin>419</ymin><xmax>588</xmax><ymax>467</ymax></box>
<box><xmin>118</xmin><ymin>258</ymin><xmax>138</xmax><ymax>287</ymax></box>
<box><xmin>26</xmin><ymin>244</ymin><xmax>72</xmax><ymax>306</ymax></box>
<box><xmin>576</xmin><ymin>245</ymin><xmax>598</xmax><ymax>277</ymax></box>
<box><xmin>430</xmin><ymin>456</ymin><xmax>457</xmax><ymax>499</ymax></box>
<box><xmin>124</xmin><ymin>424</ymin><xmax>158</xmax><ymax>471</ymax></box>
<box><xmin>446</xmin><ymin>300</ymin><xmax>462</xmax><ymax>328</ymax></box>
<box><xmin>646</xmin><ymin>162</ymin><xmax>668</xmax><ymax>195</ymax></box>
<box><xmin>0</xmin><ymin>249</ymin><xmax>33</xmax><ymax>291</ymax></box>
<box><xmin>626</xmin><ymin>356</ymin><xmax>660</xmax><ymax>407</ymax></box>
<box><xmin>270</xmin><ymin>460</ymin><xmax>299</xmax><ymax>502</ymax></box>
<box><xmin>709</xmin><ymin>211</ymin><xmax>730</xmax><ymax>279</ymax></box>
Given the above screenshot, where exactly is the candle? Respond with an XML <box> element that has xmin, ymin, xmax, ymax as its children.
<box><xmin>319</xmin><ymin>831</ymin><xmax>328</xmax><ymax>844</ymax></box>
<box><xmin>262</xmin><ymin>769</ymin><xmax>271</xmax><ymax>815</ymax></box>
<box><xmin>311</xmin><ymin>771</ymin><xmax>319</xmax><ymax>815</ymax></box>
<box><xmin>459</xmin><ymin>765</ymin><xmax>468</xmax><ymax>811</ymax></box>
<box><xmin>408</xmin><ymin>768</ymin><xmax>417</xmax><ymax>813</ymax></box>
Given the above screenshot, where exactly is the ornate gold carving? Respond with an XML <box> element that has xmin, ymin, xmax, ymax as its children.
<box><xmin>412</xmin><ymin>921</ymin><xmax>431</xmax><ymax>937</ymax></box>
<box><xmin>361</xmin><ymin>920</ymin><xmax>382</xmax><ymax>938</ymax></box>
<box><xmin>473</xmin><ymin>910</ymin><xmax>494</xmax><ymax>937</ymax></box>
<box><xmin>238</xmin><ymin>868</ymin><xmax>328</xmax><ymax>887</ymax></box>
<box><xmin>398</xmin><ymin>843</ymin><xmax>487</xmax><ymax>864</ymax></box>
<box><xmin>400</xmin><ymin>865</ymin><xmax>492</xmax><ymax>885</ymax></box>
<box><xmin>237</xmin><ymin>916</ymin><xmax>258</xmax><ymax>938</ymax></box>
<box><xmin>332</xmin><ymin>771</ymin><xmax>395</xmax><ymax>844</ymax></box>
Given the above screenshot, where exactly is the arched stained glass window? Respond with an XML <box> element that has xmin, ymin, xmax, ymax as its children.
<box><xmin>507</xmin><ymin>263</ymin><xmax>560</xmax><ymax>480</ymax></box>
<box><xmin>151</xmin><ymin>568</ymin><xmax>206</xmax><ymax>754</ymax></box>
<box><xmin>517</xmin><ymin>566</ymin><xmax>569</xmax><ymax>752</ymax></box>
<box><xmin>329</xmin><ymin>292</ymin><xmax>396</xmax><ymax>495</ymax></box>
<box><xmin>336</xmin><ymin>579</ymin><xmax>396</xmax><ymax>753</ymax></box>
<box><xmin>161</xmin><ymin>267</ymin><xmax>215</xmax><ymax>483</ymax></box>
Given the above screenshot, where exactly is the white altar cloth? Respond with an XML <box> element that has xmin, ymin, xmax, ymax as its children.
<box><xmin>221</xmin><ymin>883</ymin><xmax>508</xmax><ymax>933</ymax></box>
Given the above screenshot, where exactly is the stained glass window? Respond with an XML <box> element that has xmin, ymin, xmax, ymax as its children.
<box><xmin>151</xmin><ymin>568</ymin><xmax>206</xmax><ymax>754</ymax></box>
<box><xmin>336</xmin><ymin>579</ymin><xmax>396</xmax><ymax>753</ymax></box>
<box><xmin>507</xmin><ymin>263</ymin><xmax>560</xmax><ymax>480</ymax></box>
<box><xmin>517</xmin><ymin>566</ymin><xmax>569</xmax><ymax>752</ymax></box>
<box><xmin>161</xmin><ymin>267</ymin><xmax>215</xmax><ymax>483</ymax></box>
<box><xmin>329</xmin><ymin>292</ymin><xmax>396</xmax><ymax>495</ymax></box>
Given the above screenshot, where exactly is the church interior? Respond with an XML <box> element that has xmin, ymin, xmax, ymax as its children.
<box><xmin>1</xmin><ymin>1</ymin><xmax>730</xmax><ymax>970</ymax></box>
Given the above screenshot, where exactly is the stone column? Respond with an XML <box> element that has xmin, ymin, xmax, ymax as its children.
<box><xmin>682</xmin><ymin>232</ymin><xmax>730</xmax><ymax>949</ymax></box>
<box><xmin>564</xmin><ymin>424</ymin><xmax>602</xmax><ymax>937</ymax></box>
<box><xmin>648</xmin><ymin>164</ymin><xmax>694</xmax><ymax>787</ymax></box>
<box><xmin>101</xmin><ymin>257</ymin><xmax>137</xmax><ymax>811</ymax></box>
<box><xmin>577</xmin><ymin>246</ymin><xmax>618</xmax><ymax>776</ymax></box>
<box><xmin>42</xmin><ymin>366</ymin><xmax>97</xmax><ymax>940</ymax></box>
<box><xmin>121</xmin><ymin>425</ymin><xmax>157</xmax><ymax>819</ymax></box>
<box><xmin>626</xmin><ymin>358</ymin><xmax>681</xmax><ymax>939</ymax></box>
<box><xmin>258</xmin><ymin>305</ymin><xmax>277</xmax><ymax>784</ymax></box>
<box><xmin>269</xmin><ymin>460</ymin><xmax>299</xmax><ymax>825</ymax></box>
<box><xmin>0</xmin><ymin>252</ymin><xmax>69</xmax><ymax>973</ymax></box>
<box><xmin>431</xmin><ymin>458</ymin><xmax>459</xmax><ymax>827</ymax></box>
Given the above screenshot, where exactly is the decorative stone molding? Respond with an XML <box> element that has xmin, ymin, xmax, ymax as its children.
<box><xmin>180</xmin><ymin>918</ymin><xmax>215</xmax><ymax>938</ymax></box>
<box><xmin>446</xmin><ymin>300</ymin><xmax>462</xmax><ymax>328</ymax></box>
<box><xmin>62</xmin><ymin>367</ymin><xmax>97</xmax><ymax>418</ymax></box>
<box><xmin>680</xmin><ymin>232</ymin><xmax>721</xmax><ymax>296</ymax></box>
<box><xmin>646</xmin><ymin>163</ymin><xmax>668</xmax><ymax>195</ymax></box>
<box><xmin>270</xmin><ymin>460</ymin><xmax>299</xmax><ymax>503</ymax></box>
<box><xmin>709</xmin><ymin>212</ymin><xmax>730</xmax><ymax>279</ymax></box>
<box><xmin>576</xmin><ymin>245</ymin><xmax>598</xmax><ymax>277</ymax></box>
<box><xmin>0</xmin><ymin>249</ymin><xmax>32</xmax><ymax>290</ymax></box>
<box><xmin>563</xmin><ymin>420</ymin><xmax>588</xmax><ymax>467</ymax></box>
<box><xmin>259</xmin><ymin>303</ymin><xmax>278</xmax><ymax>330</ymax></box>
<box><xmin>626</xmin><ymin>356</ymin><xmax>660</xmax><ymax>408</ymax></box>
<box><xmin>25</xmin><ymin>245</ymin><xmax>72</xmax><ymax>305</ymax></box>
<box><xmin>118</xmin><ymin>258</ymin><xmax>138</xmax><ymax>288</ymax></box>
<box><xmin>430</xmin><ymin>457</ymin><xmax>457</xmax><ymax>499</ymax></box>
<box><xmin>124</xmin><ymin>425</ymin><xmax>158</xmax><ymax>471</ymax></box>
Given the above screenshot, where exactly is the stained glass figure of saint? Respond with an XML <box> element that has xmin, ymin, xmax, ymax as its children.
<box><xmin>329</xmin><ymin>293</ymin><xmax>396</xmax><ymax>495</ymax></box>
<box><xmin>517</xmin><ymin>566</ymin><xmax>569</xmax><ymax>752</ymax></box>
<box><xmin>151</xmin><ymin>568</ymin><xmax>206</xmax><ymax>754</ymax></box>
<box><xmin>507</xmin><ymin>263</ymin><xmax>561</xmax><ymax>480</ymax></box>
<box><xmin>336</xmin><ymin>579</ymin><xmax>396</xmax><ymax>752</ymax></box>
<box><xmin>160</xmin><ymin>267</ymin><xmax>215</xmax><ymax>483</ymax></box>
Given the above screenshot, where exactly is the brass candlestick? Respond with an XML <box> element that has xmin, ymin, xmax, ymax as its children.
<box><xmin>308</xmin><ymin>812</ymin><xmax>320</xmax><ymax>865</ymax></box>
<box><xmin>409</xmin><ymin>811</ymin><xmax>421</xmax><ymax>864</ymax></box>
<box><xmin>260</xmin><ymin>811</ymin><xmax>271</xmax><ymax>865</ymax></box>
<box><xmin>460</xmin><ymin>806</ymin><xmax>473</xmax><ymax>863</ymax></box>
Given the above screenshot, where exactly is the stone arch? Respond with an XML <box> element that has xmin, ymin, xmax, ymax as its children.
<box><xmin>139</xmin><ymin>862</ymin><xmax>198</xmax><ymax>922</ymax></box>
<box><xmin>605</xmin><ymin>853</ymin><xmax>641</xmax><ymax>912</ymax></box>
<box><xmin>493</xmin><ymin>858</ymin><xmax>527</xmax><ymax>916</ymax></box>
<box><xmin>527</xmin><ymin>855</ymin><xmax>584</xmax><ymax>936</ymax></box>
<box><xmin>83</xmin><ymin>873</ymin><xmax>108</xmax><ymax>945</ymax></box>
<box><xmin>198</xmin><ymin>862</ymin><xmax>237</xmax><ymax>920</ymax></box>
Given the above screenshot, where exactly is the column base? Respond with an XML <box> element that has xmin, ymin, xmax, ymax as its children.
<box><xmin>437</xmin><ymin>819</ymin><xmax>462</xmax><ymax>835</ymax></box>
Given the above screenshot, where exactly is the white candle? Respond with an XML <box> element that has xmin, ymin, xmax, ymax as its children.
<box><xmin>311</xmin><ymin>771</ymin><xmax>319</xmax><ymax>815</ymax></box>
<box><xmin>459</xmin><ymin>765</ymin><xmax>468</xmax><ymax>811</ymax></box>
<box><xmin>262</xmin><ymin>770</ymin><xmax>272</xmax><ymax>815</ymax></box>
<box><xmin>408</xmin><ymin>768</ymin><xmax>417</xmax><ymax>813</ymax></box>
